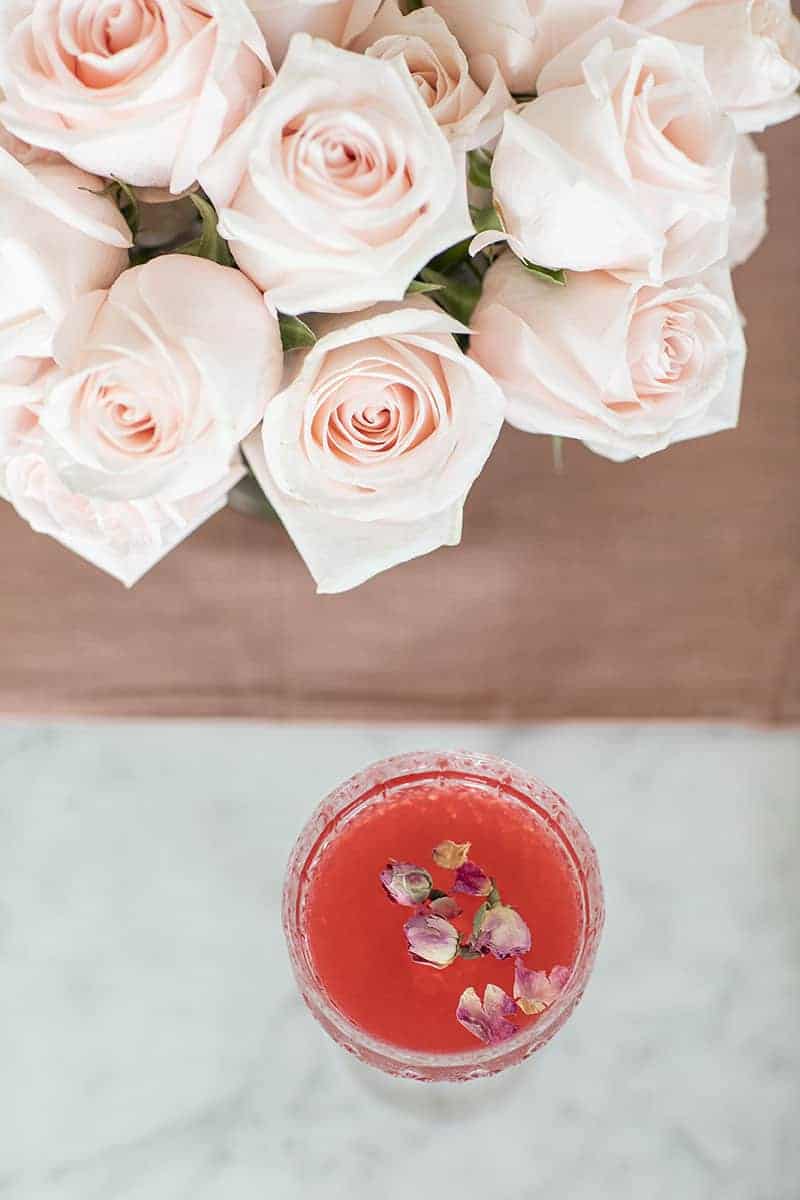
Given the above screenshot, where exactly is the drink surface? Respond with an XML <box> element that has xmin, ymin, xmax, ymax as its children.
<box><xmin>304</xmin><ymin>776</ymin><xmax>585</xmax><ymax>1054</ymax></box>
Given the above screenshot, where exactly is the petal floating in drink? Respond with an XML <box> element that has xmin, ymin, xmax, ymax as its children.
<box><xmin>453</xmin><ymin>859</ymin><xmax>493</xmax><ymax>896</ymax></box>
<box><xmin>456</xmin><ymin>984</ymin><xmax>519</xmax><ymax>1045</ymax></box>
<box><xmin>473</xmin><ymin>904</ymin><xmax>532</xmax><ymax>959</ymax></box>
<box><xmin>379</xmin><ymin>861</ymin><xmax>433</xmax><ymax>906</ymax></box>
<box><xmin>432</xmin><ymin>839</ymin><xmax>471</xmax><ymax>869</ymax></box>
<box><xmin>404</xmin><ymin>913</ymin><xmax>460</xmax><ymax>969</ymax></box>
<box><xmin>429</xmin><ymin>895</ymin><xmax>462</xmax><ymax>919</ymax></box>
<box><xmin>513</xmin><ymin>961</ymin><xmax>571</xmax><ymax>1015</ymax></box>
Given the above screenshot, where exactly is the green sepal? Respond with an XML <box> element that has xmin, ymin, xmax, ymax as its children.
<box><xmin>470</xmin><ymin>204</ymin><xmax>503</xmax><ymax>235</ymax></box>
<box><xmin>407</xmin><ymin>279</ymin><xmax>445</xmax><ymax>296</ymax></box>
<box><xmin>279</xmin><ymin>314</ymin><xmax>316</xmax><ymax>351</ymax></box>
<box><xmin>468</xmin><ymin>148</ymin><xmax>493</xmax><ymax>191</ymax></box>
<box><xmin>521</xmin><ymin>260</ymin><xmax>567</xmax><ymax>285</ymax></box>
<box><xmin>175</xmin><ymin>194</ymin><xmax>235</xmax><ymax>267</ymax></box>
<box><xmin>419</xmin><ymin>267</ymin><xmax>481</xmax><ymax>326</ymax></box>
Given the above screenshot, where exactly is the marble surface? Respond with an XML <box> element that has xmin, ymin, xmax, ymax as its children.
<box><xmin>0</xmin><ymin>723</ymin><xmax>798</xmax><ymax>1200</ymax></box>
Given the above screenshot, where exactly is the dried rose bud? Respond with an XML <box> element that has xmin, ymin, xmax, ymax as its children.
<box><xmin>456</xmin><ymin>984</ymin><xmax>518</xmax><ymax>1045</ymax></box>
<box><xmin>429</xmin><ymin>895</ymin><xmax>462</xmax><ymax>919</ymax></box>
<box><xmin>432</xmin><ymin>839</ymin><xmax>471</xmax><ymax>869</ymax></box>
<box><xmin>513</xmin><ymin>960</ymin><xmax>570</xmax><ymax>1015</ymax></box>
<box><xmin>404</xmin><ymin>913</ymin><xmax>460</xmax><ymax>969</ymax></box>
<box><xmin>453</xmin><ymin>859</ymin><xmax>493</xmax><ymax>896</ymax></box>
<box><xmin>380</xmin><ymin>861</ymin><xmax>433</xmax><ymax>906</ymax></box>
<box><xmin>473</xmin><ymin>904</ymin><xmax>531</xmax><ymax>959</ymax></box>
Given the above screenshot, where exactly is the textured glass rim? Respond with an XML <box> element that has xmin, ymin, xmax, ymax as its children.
<box><xmin>282</xmin><ymin>750</ymin><xmax>605</xmax><ymax>1082</ymax></box>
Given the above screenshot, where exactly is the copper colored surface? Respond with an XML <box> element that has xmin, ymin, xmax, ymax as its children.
<box><xmin>1</xmin><ymin>121</ymin><xmax>798</xmax><ymax>722</ymax></box>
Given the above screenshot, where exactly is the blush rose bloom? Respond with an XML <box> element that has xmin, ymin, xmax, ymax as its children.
<box><xmin>352</xmin><ymin>0</ymin><xmax>512</xmax><ymax>151</ymax></box>
<box><xmin>729</xmin><ymin>134</ymin><xmax>768</xmax><ymax>267</ymax></box>
<box><xmin>424</xmin><ymin>0</ymin><xmax>620</xmax><ymax>95</ymax></box>
<box><xmin>470</xmin><ymin>254</ymin><xmax>746</xmax><ymax>461</ymax></box>
<box><xmin>38</xmin><ymin>255</ymin><xmax>283</xmax><ymax>502</ymax></box>
<box><xmin>246</xmin><ymin>0</ymin><xmax>380</xmax><ymax>66</ymax></box>
<box><xmin>244</xmin><ymin>299</ymin><xmax>505</xmax><ymax>593</ymax></box>
<box><xmin>619</xmin><ymin>0</ymin><xmax>800</xmax><ymax>132</ymax></box>
<box><xmin>0</xmin><ymin>0</ymin><xmax>270</xmax><ymax>193</ymax></box>
<box><xmin>200</xmin><ymin>36</ymin><xmax>473</xmax><ymax>315</ymax></box>
<box><xmin>2</xmin><ymin>451</ymin><xmax>244</xmax><ymax>586</ymax></box>
<box><xmin>480</xmin><ymin>20</ymin><xmax>736</xmax><ymax>285</ymax></box>
<box><xmin>0</xmin><ymin>356</ymin><xmax>50</xmax><ymax>462</ymax></box>
<box><xmin>0</xmin><ymin>140</ymin><xmax>130</xmax><ymax>362</ymax></box>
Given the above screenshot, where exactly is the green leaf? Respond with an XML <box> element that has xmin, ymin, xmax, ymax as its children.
<box><xmin>471</xmin><ymin>901</ymin><xmax>489</xmax><ymax>942</ymax></box>
<box><xmin>407</xmin><ymin>279</ymin><xmax>445</xmax><ymax>296</ymax></box>
<box><xmin>175</xmin><ymin>194</ymin><xmax>235</xmax><ymax>267</ymax></box>
<box><xmin>467</xmin><ymin>148</ymin><xmax>493</xmax><ymax>191</ymax></box>
<box><xmin>470</xmin><ymin>204</ymin><xmax>503</xmax><ymax>235</ymax></box>
<box><xmin>419</xmin><ymin>267</ymin><xmax>481</xmax><ymax>326</ymax></box>
<box><xmin>521</xmin><ymin>260</ymin><xmax>567</xmax><ymax>285</ymax></box>
<box><xmin>428</xmin><ymin>237</ymin><xmax>471</xmax><ymax>273</ymax></box>
<box><xmin>279</xmin><ymin>314</ymin><xmax>316</xmax><ymax>351</ymax></box>
<box><xmin>403</xmin><ymin>0</ymin><xmax>424</xmax><ymax>10</ymax></box>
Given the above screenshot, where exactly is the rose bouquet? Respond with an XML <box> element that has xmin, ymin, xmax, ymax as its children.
<box><xmin>0</xmin><ymin>1</ymin><xmax>797</xmax><ymax>591</ymax></box>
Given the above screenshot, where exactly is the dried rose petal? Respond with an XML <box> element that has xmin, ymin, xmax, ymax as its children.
<box><xmin>453</xmin><ymin>859</ymin><xmax>493</xmax><ymax>896</ymax></box>
<box><xmin>404</xmin><ymin>913</ymin><xmax>460</xmax><ymax>969</ymax></box>
<box><xmin>473</xmin><ymin>904</ymin><xmax>531</xmax><ymax>959</ymax></box>
<box><xmin>379</xmin><ymin>861</ymin><xmax>432</xmax><ymax>906</ymax></box>
<box><xmin>456</xmin><ymin>984</ymin><xmax>518</xmax><ymax>1045</ymax></box>
<box><xmin>429</xmin><ymin>895</ymin><xmax>462</xmax><ymax>919</ymax></box>
<box><xmin>432</xmin><ymin>839</ymin><xmax>471</xmax><ymax>869</ymax></box>
<box><xmin>513</xmin><ymin>960</ymin><xmax>571</xmax><ymax>1015</ymax></box>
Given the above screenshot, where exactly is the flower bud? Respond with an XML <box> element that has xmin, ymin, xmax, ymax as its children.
<box><xmin>404</xmin><ymin>913</ymin><xmax>460</xmax><ymax>969</ymax></box>
<box><xmin>473</xmin><ymin>904</ymin><xmax>531</xmax><ymax>959</ymax></box>
<box><xmin>380</xmin><ymin>861</ymin><xmax>433</xmax><ymax>906</ymax></box>
<box><xmin>453</xmin><ymin>859</ymin><xmax>493</xmax><ymax>896</ymax></box>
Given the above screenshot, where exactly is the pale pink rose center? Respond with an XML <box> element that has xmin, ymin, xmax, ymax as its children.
<box><xmin>49</xmin><ymin>0</ymin><xmax>204</xmax><ymax>89</ymax></box>
<box><xmin>281</xmin><ymin>109</ymin><xmax>412</xmax><ymax>210</ymax></box>
<box><xmin>306</xmin><ymin>345</ymin><xmax>449</xmax><ymax>467</ymax></box>
<box><xmin>82</xmin><ymin>374</ymin><xmax>181</xmax><ymax>460</ymax></box>
<box><xmin>626</xmin><ymin>68</ymin><xmax>714</xmax><ymax>173</ymax></box>
<box><xmin>626</xmin><ymin>303</ymin><xmax>702</xmax><ymax>404</ymax></box>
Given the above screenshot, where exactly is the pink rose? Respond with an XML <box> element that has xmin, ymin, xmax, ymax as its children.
<box><xmin>245</xmin><ymin>299</ymin><xmax>505</xmax><ymax>592</ymax></box>
<box><xmin>424</xmin><ymin>0</ymin><xmax>620</xmax><ymax>94</ymax></box>
<box><xmin>200</xmin><ymin>35</ymin><xmax>472</xmax><ymax>315</ymax></box>
<box><xmin>729</xmin><ymin>134</ymin><xmax>768</xmax><ymax>268</ymax></box>
<box><xmin>0</xmin><ymin>142</ymin><xmax>130</xmax><ymax>362</ymax></box>
<box><xmin>39</xmin><ymin>255</ymin><xmax>282</xmax><ymax>501</ymax></box>
<box><xmin>471</xmin><ymin>255</ymin><xmax>746</xmax><ymax>461</ymax></box>
<box><xmin>482</xmin><ymin>20</ymin><xmax>735</xmax><ymax>284</ymax></box>
<box><xmin>247</xmin><ymin>0</ymin><xmax>381</xmax><ymax>66</ymax></box>
<box><xmin>0</xmin><ymin>356</ymin><xmax>50</xmax><ymax>462</ymax></box>
<box><xmin>2</xmin><ymin>452</ymin><xmax>244</xmax><ymax>586</ymax></box>
<box><xmin>619</xmin><ymin>0</ymin><xmax>800</xmax><ymax>132</ymax></box>
<box><xmin>0</xmin><ymin>0</ymin><xmax>270</xmax><ymax>193</ymax></box>
<box><xmin>352</xmin><ymin>0</ymin><xmax>512</xmax><ymax>151</ymax></box>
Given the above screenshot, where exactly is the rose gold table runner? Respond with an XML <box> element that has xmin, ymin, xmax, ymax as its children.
<box><xmin>1</xmin><ymin>121</ymin><xmax>798</xmax><ymax>722</ymax></box>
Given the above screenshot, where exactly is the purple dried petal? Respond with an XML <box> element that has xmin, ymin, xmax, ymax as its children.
<box><xmin>429</xmin><ymin>895</ymin><xmax>462</xmax><ymax>919</ymax></box>
<box><xmin>473</xmin><ymin>904</ymin><xmax>531</xmax><ymax>959</ymax></box>
<box><xmin>404</xmin><ymin>913</ymin><xmax>459</xmax><ymax>969</ymax></box>
<box><xmin>379</xmin><ymin>861</ymin><xmax>432</xmax><ymax>906</ymax></box>
<box><xmin>513</xmin><ymin>960</ymin><xmax>571</xmax><ymax>1015</ymax></box>
<box><xmin>453</xmin><ymin>860</ymin><xmax>493</xmax><ymax>896</ymax></box>
<box><xmin>432</xmin><ymin>840</ymin><xmax>471</xmax><ymax>869</ymax></box>
<box><xmin>456</xmin><ymin>984</ymin><xmax>518</xmax><ymax>1045</ymax></box>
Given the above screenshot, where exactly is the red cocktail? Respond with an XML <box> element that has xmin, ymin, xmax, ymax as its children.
<box><xmin>283</xmin><ymin>751</ymin><xmax>604</xmax><ymax>1082</ymax></box>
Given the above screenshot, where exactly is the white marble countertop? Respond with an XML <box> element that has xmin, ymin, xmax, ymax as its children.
<box><xmin>1</xmin><ymin>723</ymin><xmax>798</xmax><ymax>1200</ymax></box>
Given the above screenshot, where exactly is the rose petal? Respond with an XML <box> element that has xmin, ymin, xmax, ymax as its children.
<box><xmin>429</xmin><ymin>895</ymin><xmax>462</xmax><ymax>919</ymax></box>
<box><xmin>453</xmin><ymin>860</ymin><xmax>493</xmax><ymax>896</ymax></box>
<box><xmin>456</xmin><ymin>984</ymin><xmax>518</xmax><ymax>1045</ymax></box>
<box><xmin>513</xmin><ymin>960</ymin><xmax>571</xmax><ymax>1016</ymax></box>
<box><xmin>432</xmin><ymin>840</ymin><xmax>471</xmax><ymax>869</ymax></box>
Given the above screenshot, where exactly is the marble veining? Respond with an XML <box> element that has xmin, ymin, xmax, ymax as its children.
<box><xmin>0</xmin><ymin>723</ymin><xmax>798</xmax><ymax>1199</ymax></box>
